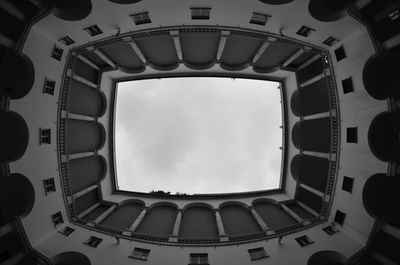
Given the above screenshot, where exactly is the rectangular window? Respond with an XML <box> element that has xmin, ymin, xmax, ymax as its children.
<box><xmin>59</xmin><ymin>226</ymin><xmax>75</xmax><ymax>236</ymax></box>
<box><xmin>295</xmin><ymin>235</ymin><xmax>314</xmax><ymax>247</ymax></box>
<box><xmin>322</xmin><ymin>36</ymin><xmax>338</xmax><ymax>46</ymax></box>
<box><xmin>248</xmin><ymin>247</ymin><xmax>269</xmax><ymax>261</ymax></box>
<box><xmin>130</xmin><ymin>12</ymin><xmax>151</xmax><ymax>25</ymax></box>
<box><xmin>334</xmin><ymin>46</ymin><xmax>346</xmax><ymax>61</ymax></box>
<box><xmin>84</xmin><ymin>25</ymin><xmax>103</xmax><ymax>36</ymax></box>
<box><xmin>249</xmin><ymin>12</ymin><xmax>270</xmax><ymax>26</ymax></box>
<box><xmin>58</xmin><ymin>36</ymin><xmax>75</xmax><ymax>46</ymax></box>
<box><xmin>43</xmin><ymin>177</ymin><xmax>56</xmax><ymax>195</ymax></box>
<box><xmin>346</xmin><ymin>127</ymin><xmax>357</xmax><ymax>143</ymax></box>
<box><xmin>342</xmin><ymin>77</ymin><xmax>354</xmax><ymax>94</ymax></box>
<box><xmin>43</xmin><ymin>78</ymin><xmax>56</xmax><ymax>95</ymax></box>
<box><xmin>190</xmin><ymin>8</ymin><xmax>211</xmax><ymax>20</ymax></box>
<box><xmin>51</xmin><ymin>211</ymin><xmax>64</xmax><ymax>227</ymax></box>
<box><xmin>84</xmin><ymin>236</ymin><xmax>102</xmax><ymax>248</ymax></box>
<box><xmin>342</xmin><ymin>176</ymin><xmax>354</xmax><ymax>193</ymax></box>
<box><xmin>296</xmin><ymin>26</ymin><xmax>315</xmax><ymax>37</ymax></box>
<box><xmin>322</xmin><ymin>225</ymin><xmax>339</xmax><ymax>235</ymax></box>
<box><xmin>51</xmin><ymin>45</ymin><xmax>63</xmax><ymax>61</ymax></box>
<box><xmin>189</xmin><ymin>253</ymin><xmax>209</xmax><ymax>265</ymax></box>
<box><xmin>40</xmin><ymin>128</ymin><xmax>51</xmax><ymax>144</ymax></box>
<box><xmin>334</xmin><ymin>210</ymin><xmax>346</xmax><ymax>226</ymax></box>
<box><xmin>129</xmin><ymin>247</ymin><xmax>150</xmax><ymax>261</ymax></box>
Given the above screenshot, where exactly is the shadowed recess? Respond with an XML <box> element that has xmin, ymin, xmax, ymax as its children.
<box><xmin>180</xmin><ymin>206</ymin><xmax>218</xmax><ymax>238</ymax></box>
<box><xmin>52</xmin><ymin>251</ymin><xmax>91</xmax><ymax>265</ymax></box>
<box><xmin>136</xmin><ymin>205</ymin><xmax>177</xmax><ymax>236</ymax></box>
<box><xmin>68</xmin><ymin>80</ymin><xmax>107</xmax><ymax>117</ymax></box>
<box><xmin>66</xmin><ymin>120</ymin><xmax>105</xmax><ymax>154</ymax></box>
<box><xmin>181</xmin><ymin>33</ymin><xmax>219</xmax><ymax>69</ymax></box>
<box><xmin>291</xmin><ymin>154</ymin><xmax>329</xmax><ymax>192</ymax></box>
<box><xmin>253</xmin><ymin>202</ymin><xmax>298</xmax><ymax>231</ymax></box>
<box><xmin>220</xmin><ymin>205</ymin><xmax>262</xmax><ymax>235</ymax></box>
<box><xmin>53</xmin><ymin>0</ymin><xmax>92</xmax><ymax>21</ymax></box>
<box><xmin>220</xmin><ymin>36</ymin><xmax>263</xmax><ymax>70</ymax></box>
<box><xmin>308</xmin><ymin>0</ymin><xmax>347</xmax><ymax>22</ymax></box>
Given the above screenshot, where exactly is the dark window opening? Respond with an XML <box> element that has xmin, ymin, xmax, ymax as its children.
<box><xmin>248</xmin><ymin>247</ymin><xmax>269</xmax><ymax>261</ymax></box>
<box><xmin>52</xmin><ymin>211</ymin><xmax>63</xmax><ymax>227</ymax></box>
<box><xmin>295</xmin><ymin>235</ymin><xmax>314</xmax><ymax>247</ymax></box>
<box><xmin>40</xmin><ymin>128</ymin><xmax>51</xmax><ymax>144</ymax></box>
<box><xmin>84</xmin><ymin>25</ymin><xmax>103</xmax><ymax>36</ymax></box>
<box><xmin>58</xmin><ymin>36</ymin><xmax>75</xmax><ymax>46</ymax></box>
<box><xmin>59</xmin><ymin>226</ymin><xmax>75</xmax><ymax>236</ymax></box>
<box><xmin>342</xmin><ymin>77</ymin><xmax>354</xmax><ymax>94</ymax></box>
<box><xmin>129</xmin><ymin>248</ymin><xmax>150</xmax><ymax>261</ymax></box>
<box><xmin>51</xmin><ymin>45</ymin><xmax>63</xmax><ymax>61</ymax></box>
<box><xmin>189</xmin><ymin>253</ymin><xmax>209</xmax><ymax>265</ymax></box>
<box><xmin>322</xmin><ymin>36</ymin><xmax>338</xmax><ymax>46</ymax></box>
<box><xmin>43</xmin><ymin>78</ymin><xmax>56</xmax><ymax>95</ymax></box>
<box><xmin>130</xmin><ymin>12</ymin><xmax>151</xmax><ymax>25</ymax></box>
<box><xmin>334</xmin><ymin>210</ymin><xmax>346</xmax><ymax>226</ymax></box>
<box><xmin>250</xmin><ymin>12</ymin><xmax>270</xmax><ymax>26</ymax></box>
<box><xmin>84</xmin><ymin>236</ymin><xmax>102</xmax><ymax>248</ymax></box>
<box><xmin>43</xmin><ymin>177</ymin><xmax>56</xmax><ymax>195</ymax></box>
<box><xmin>346</xmin><ymin>127</ymin><xmax>357</xmax><ymax>143</ymax></box>
<box><xmin>342</xmin><ymin>176</ymin><xmax>354</xmax><ymax>193</ymax></box>
<box><xmin>190</xmin><ymin>8</ymin><xmax>211</xmax><ymax>20</ymax></box>
<box><xmin>322</xmin><ymin>225</ymin><xmax>339</xmax><ymax>235</ymax></box>
<box><xmin>296</xmin><ymin>26</ymin><xmax>315</xmax><ymax>37</ymax></box>
<box><xmin>334</xmin><ymin>46</ymin><xmax>346</xmax><ymax>61</ymax></box>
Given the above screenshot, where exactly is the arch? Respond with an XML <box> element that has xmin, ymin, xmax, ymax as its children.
<box><xmin>149</xmin><ymin>201</ymin><xmax>178</xmax><ymax>210</ymax></box>
<box><xmin>136</xmin><ymin>204</ymin><xmax>177</xmax><ymax>236</ymax></box>
<box><xmin>0</xmin><ymin>173</ymin><xmax>35</xmax><ymax>225</ymax></box>
<box><xmin>291</xmin><ymin>118</ymin><xmax>331</xmax><ymax>153</ymax></box>
<box><xmin>179</xmin><ymin>205</ymin><xmax>218</xmax><ymax>238</ymax></box>
<box><xmin>220</xmin><ymin>204</ymin><xmax>262</xmax><ymax>235</ymax></box>
<box><xmin>368</xmin><ymin>111</ymin><xmax>400</xmax><ymax>163</ymax></box>
<box><xmin>292</xmin><ymin>121</ymin><xmax>302</xmax><ymax>150</ymax></box>
<box><xmin>66</xmin><ymin>120</ymin><xmax>106</xmax><ymax>154</ymax></box>
<box><xmin>107</xmin><ymin>0</ymin><xmax>142</xmax><ymax>3</ymax></box>
<box><xmin>119</xmin><ymin>66</ymin><xmax>146</xmax><ymax>74</ymax></box>
<box><xmin>0</xmin><ymin>50</ymin><xmax>34</xmax><ymax>99</ymax></box>
<box><xmin>363</xmin><ymin>51</ymin><xmax>400</xmax><ymax>100</ymax></box>
<box><xmin>291</xmin><ymin>90</ymin><xmax>301</xmax><ymax>117</ymax></box>
<box><xmin>252</xmin><ymin>200</ymin><xmax>298</xmax><ymax>231</ymax></box>
<box><xmin>180</xmin><ymin>32</ymin><xmax>219</xmax><ymax>69</ymax></box>
<box><xmin>308</xmin><ymin>250</ymin><xmax>346</xmax><ymax>265</ymax></box>
<box><xmin>53</xmin><ymin>0</ymin><xmax>92</xmax><ymax>21</ymax></box>
<box><xmin>258</xmin><ymin>0</ymin><xmax>294</xmax><ymax>5</ymax></box>
<box><xmin>363</xmin><ymin>173</ymin><xmax>400</xmax><ymax>226</ymax></box>
<box><xmin>297</xmin><ymin>79</ymin><xmax>330</xmax><ymax>117</ymax></box>
<box><xmin>52</xmin><ymin>251</ymin><xmax>91</xmax><ymax>265</ymax></box>
<box><xmin>68</xmin><ymin>155</ymin><xmax>107</xmax><ymax>194</ymax></box>
<box><xmin>184</xmin><ymin>61</ymin><xmax>216</xmax><ymax>70</ymax></box>
<box><xmin>251</xmin><ymin>198</ymin><xmax>279</xmax><ymax>205</ymax></box>
<box><xmin>183</xmin><ymin>202</ymin><xmax>215</xmax><ymax>211</ymax></box>
<box><xmin>0</xmin><ymin>111</ymin><xmax>29</xmax><ymax>162</ymax></box>
<box><xmin>220</xmin><ymin>36</ymin><xmax>263</xmax><ymax>70</ymax></box>
<box><xmin>99</xmin><ymin>201</ymin><xmax>144</xmax><ymax>230</ymax></box>
<box><xmin>308</xmin><ymin>0</ymin><xmax>347</xmax><ymax>22</ymax></box>
<box><xmin>219</xmin><ymin>201</ymin><xmax>249</xmax><ymax>209</ymax></box>
<box><xmin>252</xmin><ymin>65</ymin><xmax>280</xmax><ymax>74</ymax></box>
<box><xmin>119</xmin><ymin>199</ymin><xmax>145</xmax><ymax>207</ymax></box>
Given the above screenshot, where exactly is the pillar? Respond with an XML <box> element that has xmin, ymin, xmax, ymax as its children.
<box><xmin>215</xmin><ymin>209</ymin><xmax>229</xmax><ymax>242</ymax></box>
<box><xmin>169</xmin><ymin>209</ymin><xmax>182</xmax><ymax>242</ymax></box>
<box><xmin>249</xmin><ymin>207</ymin><xmax>275</xmax><ymax>235</ymax></box>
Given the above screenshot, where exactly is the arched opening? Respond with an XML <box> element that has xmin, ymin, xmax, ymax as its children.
<box><xmin>53</xmin><ymin>0</ymin><xmax>92</xmax><ymax>21</ymax></box>
<box><xmin>220</xmin><ymin>204</ymin><xmax>262</xmax><ymax>236</ymax></box>
<box><xmin>308</xmin><ymin>250</ymin><xmax>346</xmax><ymax>265</ymax></box>
<box><xmin>180</xmin><ymin>204</ymin><xmax>218</xmax><ymax>238</ymax></box>
<box><xmin>291</xmin><ymin>118</ymin><xmax>331</xmax><ymax>153</ymax></box>
<box><xmin>66</xmin><ymin>120</ymin><xmax>106</xmax><ymax>154</ymax></box>
<box><xmin>99</xmin><ymin>202</ymin><xmax>144</xmax><ymax>231</ymax></box>
<box><xmin>252</xmin><ymin>201</ymin><xmax>298</xmax><ymax>232</ymax></box>
<box><xmin>308</xmin><ymin>0</ymin><xmax>347</xmax><ymax>22</ymax></box>
<box><xmin>52</xmin><ymin>251</ymin><xmax>91</xmax><ymax>265</ymax></box>
<box><xmin>259</xmin><ymin>0</ymin><xmax>294</xmax><ymax>5</ymax></box>
<box><xmin>136</xmin><ymin>204</ymin><xmax>177</xmax><ymax>236</ymax></box>
<box><xmin>291</xmin><ymin>90</ymin><xmax>301</xmax><ymax>117</ymax></box>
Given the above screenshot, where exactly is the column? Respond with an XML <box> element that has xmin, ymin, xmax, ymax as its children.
<box><xmin>249</xmin><ymin>207</ymin><xmax>275</xmax><ymax>235</ymax></box>
<box><xmin>382</xmin><ymin>223</ymin><xmax>400</xmax><ymax>241</ymax></box>
<box><xmin>72</xmin><ymin>184</ymin><xmax>97</xmax><ymax>200</ymax></box>
<box><xmin>215</xmin><ymin>209</ymin><xmax>228</xmax><ymax>242</ymax></box>
<box><xmin>297</xmin><ymin>201</ymin><xmax>320</xmax><ymax>218</ymax></box>
<box><xmin>123</xmin><ymin>207</ymin><xmax>148</xmax><ymax>235</ymax></box>
<box><xmin>280</xmin><ymin>203</ymin><xmax>310</xmax><ymax>225</ymax></box>
<box><xmin>77</xmin><ymin>202</ymin><xmax>100</xmax><ymax>219</ymax></box>
<box><xmin>93</xmin><ymin>205</ymin><xmax>116</xmax><ymax>224</ymax></box>
<box><xmin>169</xmin><ymin>209</ymin><xmax>182</xmax><ymax>242</ymax></box>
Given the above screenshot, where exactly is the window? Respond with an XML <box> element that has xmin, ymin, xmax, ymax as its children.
<box><xmin>295</xmin><ymin>235</ymin><xmax>314</xmax><ymax>247</ymax></box>
<box><xmin>346</xmin><ymin>127</ymin><xmax>357</xmax><ymax>143</ymax></box>
<box><xmin>58</xmin><ymin>36</ymin><xmax>75</xmax><ymax>46</ymax></box>
<box><xmin>59</xmin><ymin>226</ymin><xmax>75</xmax><ymax>236</ymax></box>
<box><xmin>248</xmin><ymin>247</ymin><xmax>269</xmax><ymax>261</ymax></box>
<box><xmin>84</xmin><ymin>25</ymin><xmax>103</xmax><ymax>36</ymax></box>
<box><xmin>84</xmin><ymin>236</ymin><xmax>102</xmax><ymax>248</ymax></box>
<box><xmin>189</xmin><ymin>253</ymin><xmax>209</xmax><ymax>265</ymax></box>
<box><xmin>334</xmin><ymin>46</ymin><xmax>346</xmax><ymax>61</ymax></box>
<box><xmin>129</xmin><ymin>247</ymin><xmax>150</xmax><ymax>261</ymax></box>
<box><xmin>322</xmin><ymin>225</ymin><xmax>339</xmax><ymax>235</ymax></box>
<box><xmin>249</xmin><ymin>12</ymin><xmax>270</xmax><ymax>26</ymax></box>
<box><xmin>130</xmin><ymin>12</ymin><xmax>151</xmax><ymax>25</ymax></box>
<box><xmin>190</xmin><ymin>8</ymin><xmax>211</xmax><ymax>20</ymax></box>
<box><xmin>51</xmin><ymin>45</ymin><xmax>63</xmax><ymax>61</ymax></box>
<box><xmin>342</xmin><ymin>176</ymin><xmax>354</xmax><ymax>193</ymax></box>
<box><xmin>296</xmin><ymin>26</ymin><xmax>315</xmax><ymax>37</ymax></box>
<box><xmin>51</xmin><ymin>212</ymin><xmax>63</xmax><ymax>227</ymax></box>
<box><xmin>322</xmin><ymin>36</ymin><xmax>338</xmax><ymax>46</ymax></box>
<box><xmin>334</xmin><ymin>210</ymin><xmax>346</xmax><ymax>226</ymax></box>
<box><xmin>40</xmin><ymin>128</ymin><xmax>51</xmax><ymax>144</ymax></box>
<box><xmin>342</xmin><ymin>77</ymin><xmax>354</xmax><ymax>94</ymax></box>
<box><xmin>43</xmin><ymin>78</ymin><xmax>56</xmax><ymax>95</ymax></box>
<box><xmin>43</xmin><ymin>177</ymin><xmax>56</xmax><ymax>195</ymax></box>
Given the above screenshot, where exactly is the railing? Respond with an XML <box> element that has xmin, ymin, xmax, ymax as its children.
<box><xmin>132</xmin><ymin>233</ymin><xmax>170</xmax><ymax>242</ymax></box>
<box><xmin>228</xmin><ymin>232</ymin><xmax>266</xmax><ymax>242</ymax></box>
<box><xmin>178</xmin><ymin>236</ymin><xmax>220</xmax><ymax>244</ymax></box>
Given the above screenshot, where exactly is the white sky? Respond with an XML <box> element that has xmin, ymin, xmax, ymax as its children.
<box><xmin>115</xmin><ymin>77</ymin><xmax>282</xmax><ymax>194</ymax></box>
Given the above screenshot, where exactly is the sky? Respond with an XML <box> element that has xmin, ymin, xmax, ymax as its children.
<box><xmin>115</xmin><ymin>77</ymin><xmax>282</xmax><ymax>194</ymax></box>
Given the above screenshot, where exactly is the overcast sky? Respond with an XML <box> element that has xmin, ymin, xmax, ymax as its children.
<box><xmin>115</xmin><ymin>77</ymin><xmax>282</xmax><ymax>194</ymax></box>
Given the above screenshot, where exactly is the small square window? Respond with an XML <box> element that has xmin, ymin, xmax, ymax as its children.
<box><xmin>51</xmin><ymin>212</ymin><xmax>64</xmax><ymax>227</ymax></box>
<box><xmin>43</xmin><ymin>178</ymin><xmax>56</xmax><ymax>195</ymax></box>
<box><xmin>322</xmin><ymin>225</ymin><xmax>339</xmax><ymax>235</ymax></box>
<box><xmin>295</xmin><ymin>235</ymin><xmax>314</xmax><ymax>247</ymax></box>
<box><xmin>40</xmin><ymin>128</ymin><xmax>51</xmax><ymax>144</ymax></box>
<box><xmin>84</xmin><ymin>25</ymin><xmax>103</xmax><ymax>36</ymax></box>
<box><xmin>296</xmin><ymin>26</ymin><xmax>315</xmax><ymax>37</ymax></box>
<box><xmin>58</xmin><ymin>36</ymin><xmax>75</xmax><ymax>46</ymax></box>
<box><xmin>189</xmin><ymin>253</ymin><xmax>209</xmax><ymax>265</ymax></box>
<box><xmin>190</xmin><ymin>8</ymin><xmax>211</xmax><ymax>20</ymax></box>
<box><xmin>130</xmin><ymin>12</ymin><xmax>151</xmax><ymax>25</ymax></box>
<box><xmin>334</xmin><ymin>46</ymin><xmax>346</xmax><ymax>61</ymax></box>
<box><xmin>346</xmin><ymin>127</ymin><xmax>357</xmax><ymax>143</ymax></box>
<box><xmin>334</xmin><ymin>210</ymin><xmax>346</xmax><ymax>226</ymax></box>
<box><xmin>342</xmin><ymin>77</ymin><xmax>354</xmax><ymax>94</ymax></box>
<box><xmin>51</xmin><ymin>45</ymin><xmax>63</xmax><ymax>61</ymax></box>
<box><xmin>342</xmin><ymin>176</ymin><xmax>354</xmax><ymax>193</ymax></box>
<box><xmin>248</xmin><ymin>247</ymin><xmax>269</xmax><ymax>261</ymax></box>
<box><xmin>249</xmin><ymin>12</ymin><xmax>270</xmax><ymax>26</ymax></box>
<box><xmin>59</xmin><ymin>226</ymin><xmax>75</xmax><ymax>236</ymax></box>
<box><xmin>129</xmin><ymin>247</ymin><xmax>150</xmax><ymax>261</ymax></box>
<box><xmin>84</xmin><ymin>236</ymin><xmax>102</xmax><ymax>248</ymax></box>
<box><xmin>322</xmin><ymin>36</ymin><xmax>338</xmax><ymax>46</ymax></box>
<box><xmin>43</xmin><ymin>78</ymin><xmax>56</xmax><ymax>95</ymax></box>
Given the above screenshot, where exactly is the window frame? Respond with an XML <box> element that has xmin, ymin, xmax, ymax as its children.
<box><xmin>51</xmin><ymin>211</ymin><xmax>64</xmax><ymax>228</ymax></box>
<box><xmin>334</xmin><ymin>210</ymin><xmax>346</xmax><ymax>226</ymax></box>
<box><xmin>342</xmin><ymin>77</ymin><xmax>354</xmax><ymax>94</ymax></box>
<box><xmin>43</xmin><ymin>177</ymin><xmax>56</xmax><ymax>195</ymax></box>
<box><xmin>129</xmin><ymin>247</ymin><xmax>150</xmax><ymax>261</ymax></box>
<box><xmin>190</xmin><ymin>8</ymin><xmax>211</xmax><ymax>20</ymax></box>
<box><xmin>189</xmin><ymin>253</ymin><xmax>209</xmax><ymax>265</ymax></box>
<box><xmin>322</xmin><ymin>225</ymin><xmax>339</xmax><ymax>236</ymax></box>
<box><xmin>296</xmin><ymin>26</ymin><xmax>315</xmax><ymax>37</ymax></box>
<box><xmin>51</xmin><ymin>45</ymin><xmax>63</xmax><ymax>61</ymax></box>
<box><xmin>248</xmin><ymin>247</ymin><xmax>269</xmax><ymax>261</ymax></box>
<box><xmin>295</xmin><ymin>235</ymin><xmax>314</xmax><ymax>247</ymax></box>
<box><xmin>58</xmin><ymin>36</ymin><xmax>75</xmax><ymax>46</ymax></box>
<box><xmin>83</xmin><ymin>236</ymin><xmax>103</xmax><ymax>248</ymax></box>
<box><xmin>322</xmin><ymin>36</ymin><xmax>338</xmax><ymax>46</ymax></box>
<box><xmin>43</xmin><ymin>78</ymin><xmax>56</xmax><ymax>95</ymax></box>
<box><xmin>40</xmin><ymin>128</ymin><xmax>51</xmax><ymax>144</ymax></box>
<box><xmin>249</xmin><ymin>12</ymin><xmax>270</xmax><ymax>26</ymax></box>
<box><xmin>130</xmin><ymin>12</ymin><xmax>152</xmax><ymax>25</ymax></box>
<box><xmin>58</xmin><ymin>226</ymin><xmax>75</xmax><ymax>236</ymax></box>
<box><xmin>346</xmin><ymin>127</ymin><xmax>357</xmax><ymax>143</ymax></box>
<box><xmin>334</xmin><ymin>46</ymin><xmax>346</xmax><ymax>62</ymax></box>
<box><xmin>342</xmin><ymin>176</ymin><xmax>354</xmax><ymax>193</ymax></box>
<box><xmin>84</xmin><ymin>25</ymin><xmax>103</xmax><ymax>36</ymax></box>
